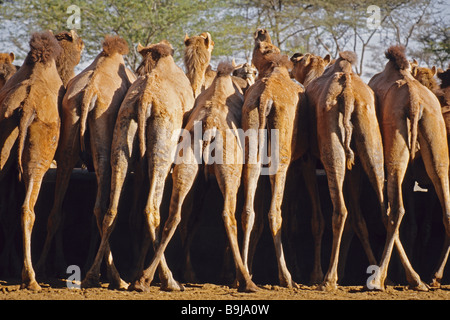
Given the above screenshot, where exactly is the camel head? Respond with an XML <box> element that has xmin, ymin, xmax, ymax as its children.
<box><xmin>55</xmin><ymin>30</ymin><xmax>85</xmax><ymax>54</ymax></box>
<box><xmin>254</xmin><ymin>28</ymin><xmax>272</xmax><ymax>44</ymax></box>
<box><xmin>101</xmin><ymin>35</ymin><xmax>129</xmax><ymax>57</ymax></box>
<box><xmin>411</xmin><ymin>62</ymin><xmax>438</xmax><ymax>91</ymax></box>
<box><xmin>252</xmin><ymin>39</ymin><xmax>281</xmax><ymax>77</ymax></box>
<box><xmin>0</xmin><ymin>52</ymin><xmax>15</xmax><ymax>64</ymax></box>
<box><xmin>232</xmin><ymin>59</ymin><xmax>257</xmax><ymax>85</ymax></box>
<box><xmin>136</xmin><ymin>40</ymin><xmax>174</xmax><ymax>76</ymax></box>
<box><xmin>290</xmin><ymin>52</ymin><xmax>331</xmax><ymax>86</ymax></box>
<box><xmin>184</xmin><ymin>32</ymin><xmax>214</xmax><ymax>54</ymax></box>
<box><xmin>25</xmin><ymin>31</ymin><xmax>62</xmax><ymax>66</ymax></box>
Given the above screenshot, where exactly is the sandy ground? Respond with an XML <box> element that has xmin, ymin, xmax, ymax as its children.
<box><xmin>1</xmin><ymin>279</ymin><xmax>450</xmax><ymax>300</ymax></box>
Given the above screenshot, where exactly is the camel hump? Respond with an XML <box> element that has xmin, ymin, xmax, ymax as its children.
<box><xmin>338</xmin><ymin>51</ymin><xmax>357</xmax><ymax>65</ymax></box>
<box><xmin>216</xmin><ymin>61</ymin><xmax>234</xmax><ymax>77</ymax></box>
<box><xmin>385</xmin><ymin>45</ymin><xmax>409</xmax><ymax>70</ymax></box>
<box><xmin>102</xmin><ymin>35</ymin><xmax>129</xmax><ymax>56</ymax></box>
<box><xmin>27</xmin><ymin>31</ymin><xmax>62</xmax><ymax>65</ymax></box>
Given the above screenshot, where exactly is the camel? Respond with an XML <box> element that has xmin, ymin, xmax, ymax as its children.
<box><xmin>232</xmin><ymin>60</ymin><xmax>257</xmax><ymax>86</ymax></box>
<box><xmin>239</xmin><ymin>30</ymin><xmax>304</xmax><ymax>288</ymax></box>
<box><xmin>128</xmin><ymin>61</ymin><xmax>259</xmax><ymax>292</ymax></box>
<box><xmin>0</xmin><ymin>31</ymin><xmax>63</xmax><ymax>290</ymax></box>
<box><xmin>368</xmin><ymin>45</ymin><xmax>450</xmax><ymax>291</ymax></box>
<box><xmin>81</xmin><ymin>40</ymin><xmax>195</xmax><ymax>291</ymax></box>
<box><xmin>0</xmin><ymin>52</ymin><xmax>18</xmax><ymax>90</ymax></box>
<box><xmin>183</xmin><ymin>32</ymin><xmax>215</xmax><ymax>98</ymax></box>
<box><xmin>54</xmin><ymin>30</ymin><xmax>84</xmax><ymax>88</ymax></box>
<box><xmin>35</xmin><ymin>35</ymin><xmax>135</xmax><ymax>289</ymax></box>
<box><xmin>303</xmin><ymin>51</ymin><xmax>385</xmax><ymax>290</ymax></box>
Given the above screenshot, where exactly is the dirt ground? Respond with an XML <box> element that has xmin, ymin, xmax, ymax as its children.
<box><xmin>1</xmin><ymin>279</ymin><xmax>450</xmax><ymax>300</ymax></box>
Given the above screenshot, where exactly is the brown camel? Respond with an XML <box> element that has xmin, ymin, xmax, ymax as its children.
<box><xmin>0</xmin><ymin>31</ymin><xmax>63</xmax><ymax>290</ymax></box>
<box><xmin>368</xmin><ymin>45</ymin><xmax>449</xmax><ymax>291</ymax></box>
<box><xmin>82</xmin><ymin>40</ymin><xmax>195</xmax><ymax>291</ymax></box>
<box><xmin>183</xmin><ymin>32</ymin><xmax>215</xmax><ymax>98</ymax></box>
<box><xmin>129</xmin><ymin>61</ymin><xmax>259</xmax><ymax>292</ymax></box>
<box><xmin>303</xmin><ymin>51</ymin><xmax>385</xmax><ymax>290</ymax></box>
<box><xmin>232</xmin><ymin>60</ymin><xmax>257</xmax><ymax>86</ymax></box>
<box><xmin>240</xmin><ymin>31</ymin><xmax>304</xmax><ymax>288</ymax></box>
<box><xmin>0</xmin><ymin>52</ymin><xmax>18</xmax><ymax>90</ymax></box>
<box><xmin>54</xmin><ymin>30</ymin><xmax>85</xmax><ymax>88</ymax></box>
<box><xmin>409</xmin><ymin>63</ymin><xmax>450</xmax><ymax>287</ymax></box>
<box><xmin>35</xmin><ymin>35</ymin><xmax>135</xmax><ymax>289</ymax></box>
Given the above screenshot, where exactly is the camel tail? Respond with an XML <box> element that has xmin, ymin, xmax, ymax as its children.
<box><xmin>137</xmin><ymin>91</ymin><xmax>152</xmax><ymax>159</ymax></box>
<box><xmin>407</xmin><ymin>82</ymin><xmax>422</xmax><ymax>161</ymax></box>
<box><xmin>79</xmin><ymin>85</ymin><xmax>97</xmax><ymax>153</ymax></box>
<box><xmin>258</xmin><ymin>95</ymin><xmax>273</xmax><ymax>164</ymax></box>
<box><xmin>341</xmin><ymin>72</ymin><xmax>355</xmax><ymax>170</ymax></box>
<box><xmin>17</xmin><ymin>105</ymin><xmax>36</xmax><ymax>182</ymax></box>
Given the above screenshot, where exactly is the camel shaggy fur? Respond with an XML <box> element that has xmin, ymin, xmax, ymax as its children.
<box><xmin>82</xmin><ymin>40</ymin><xmax>195</xmax><ymax>292</ymax></box>
<box><xmin>35</xmin><ymin>35</ymin><xmax>135</xmax><ymax>289</ymax></box>
<box><xmin>0</xmin><ymin>31</ymin><xmax>63</xmax><ymax>290</ymax></box>
<box><xmin>368</xmin><ymin>46</ymin><xmax>450</xmax><ymax>291</ymax></box>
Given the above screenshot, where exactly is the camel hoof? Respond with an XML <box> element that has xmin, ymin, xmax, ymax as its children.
<box><xmin>128</xmin><ymin>280</ymin><xmax>151</xmax><ymax>292</ymax></box>
<box><xmin>319</xmin><ymin>281</ymin><xmax>337</xmax><ymax>291</ymax></box>
<box><xmin>160</xmin><ymin>280</ymin><xmax>184</xmax><ymax>292</ymax></box>
<box><xmin>21</xmin><ymin>280</ymin><xmax>42</xmax><ymax>291</ymax></box>
<box><xmin>108</xmin><ymin>278</ymin><xmax>129</xmax><ymax>291</ymax></box>
<box><xmin>81</xmin><ymin>275</ymin><xmax>101</xmax><ymax>289</ymax></box>
<box><xmin>238</xmin><ymin>281</ymin><xmax>259</xmax><ymax>293</ymax></box>
<box><xmin>409</xmin><ymin>281</ymin><xmax>429</xmax><ymax>292</ymax></box>
<box><xmin>429</xmin><ymin>278</ymin><xmax>441</xmax><ymax>289</ymax></box>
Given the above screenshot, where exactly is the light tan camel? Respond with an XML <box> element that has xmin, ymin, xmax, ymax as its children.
<box><xmin>82</xmin><ymin>40</ymin><xmax>195</xmax><ymax>291</ymax></box>
<box><xmin>177</xmin><ymin>59</ymin><xmax>258</xmax><ymax>284</ymax></box>
<box><xmin>368</xmin><ymin>45</ymin><xmax>449</xmax><ymax>291</ymax></box>
<box><xmin>0</xmin><ymin>52</ymin><xmax>18</xmax><ymax>90</ymax></box>
<box><xmin>129</xmin><ymin>61</ymin><xmax>259</xmax><ymax>292</ymax></box>
<box><xmin>0</xmin><ymin>31</ymin><xmax>63</xmax><ymax>290</ymax></box>
<box><xmin>240</xmin><ymin>31</ymin><xmax>304</xmax><ymax>288</ymax></box>
<box><xmin>35</xmin><ymin>35</ymin><xmax>135</xmax><ymax>289</ymax></box>
<box><xmin>183</xmin><ymin>32</ymin><xmax>215</xmax><ymax>98</ymax></box>
<box><xmin>304</xmin><ymin>51</ymin><xmax>385</xmax><ymax>290</ymax></box>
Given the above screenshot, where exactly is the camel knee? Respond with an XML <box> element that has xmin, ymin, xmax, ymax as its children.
<box><xmin>331</xmin><ymin>207</ymin><xmax>347</xmax><ymax>235</ymax></box>
<box><xmin>21</xmin><ymin>206</ymin><xmax>35</xmax><ymax>230</ymax></box>
<box><xmin>268</xmin><ymin>211</ymin><xmax>282</xmax><ymax>237</ymax></box>
<box><xmin>241</xmin><ymin>207</ymin><xmax>255</xmax><ymax>231</ymax></box>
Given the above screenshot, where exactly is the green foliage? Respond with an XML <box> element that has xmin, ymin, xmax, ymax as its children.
<box><xmin>0</xmin><ymin>0</ymin><xmax>447</xmax><ymax>77</ymax></box>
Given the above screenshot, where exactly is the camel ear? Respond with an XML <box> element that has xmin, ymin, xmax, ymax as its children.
<box><xmin>137</xmin><ymin>43</ymin><xmax>145</xmax><ymax>54</ymax></box>
<box><xmin>184</xmin><ymin>33</ymin><xmax>189</xmax><ymax>45</ymax></box>
<box><xmin>303</xmin><ymin>53</ymin><xmax>311</xmax><ymax>65</ymax></box>
<box><xmin>431</xmin><ymin>66</ymin><xmax>437</xmax><ymax>76</ymax></box>
<box><xmin>232</xmin><ymin>58</ymin><xmax>236</xmax><ymax>68</ymax></box>
<box><xmin>203</xmin><ymin>32</ymin><xmax>213</xmax><ymax>49</ymax></box>
<box><xmin>47</xmin><ymin>29</ymin><xmax>54</xmax><ymax>35</ymax></box>
<box><xmin>412</xmin><ymin>59</ymin><xmax>418</xmax><ymax>66</ymax></box>
<box><xmin>9</xmin><ymin>52</ymin><xmax>15</xmax><ymax>63</ymax></box>
<box><xmin>290</xmin><ymin>53</ymin><xmax>304</xmax><ymax>62</ymax></box>
<box><xmin>70</xmin><ymin>29</ymin><xmax>77</xmax><ymax>40</ymax></box>
<box><xmin>324</xmin><ymin>54</ymin><xmax>331</xmax><ymax>64</ymax></box>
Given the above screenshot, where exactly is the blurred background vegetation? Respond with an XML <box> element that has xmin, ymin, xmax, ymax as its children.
<box><xmin>0</xmin><ymin>0</ymin><xmax>448</xmax><ymax>80</ymax></box>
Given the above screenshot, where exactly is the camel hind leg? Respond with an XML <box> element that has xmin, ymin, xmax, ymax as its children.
<box><xmin>215</xmin><ymin>163</ymin><xmax>258</xmax><ymax>292</ymax></box>
<box><xmin>416</xmin><ymin>112</ymin><xmax>450</xmax><ymax>288</ymax></box>
<box><xmin>130</xmin><ymin>159</ymin><xmax>199</xmax><ymax>292</ymax></box>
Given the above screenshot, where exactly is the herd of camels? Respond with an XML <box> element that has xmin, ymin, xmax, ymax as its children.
<box><xmin>0</xmin><ymin>27</ymin><xmax>449</xmax><ymax>294</ymax></box>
